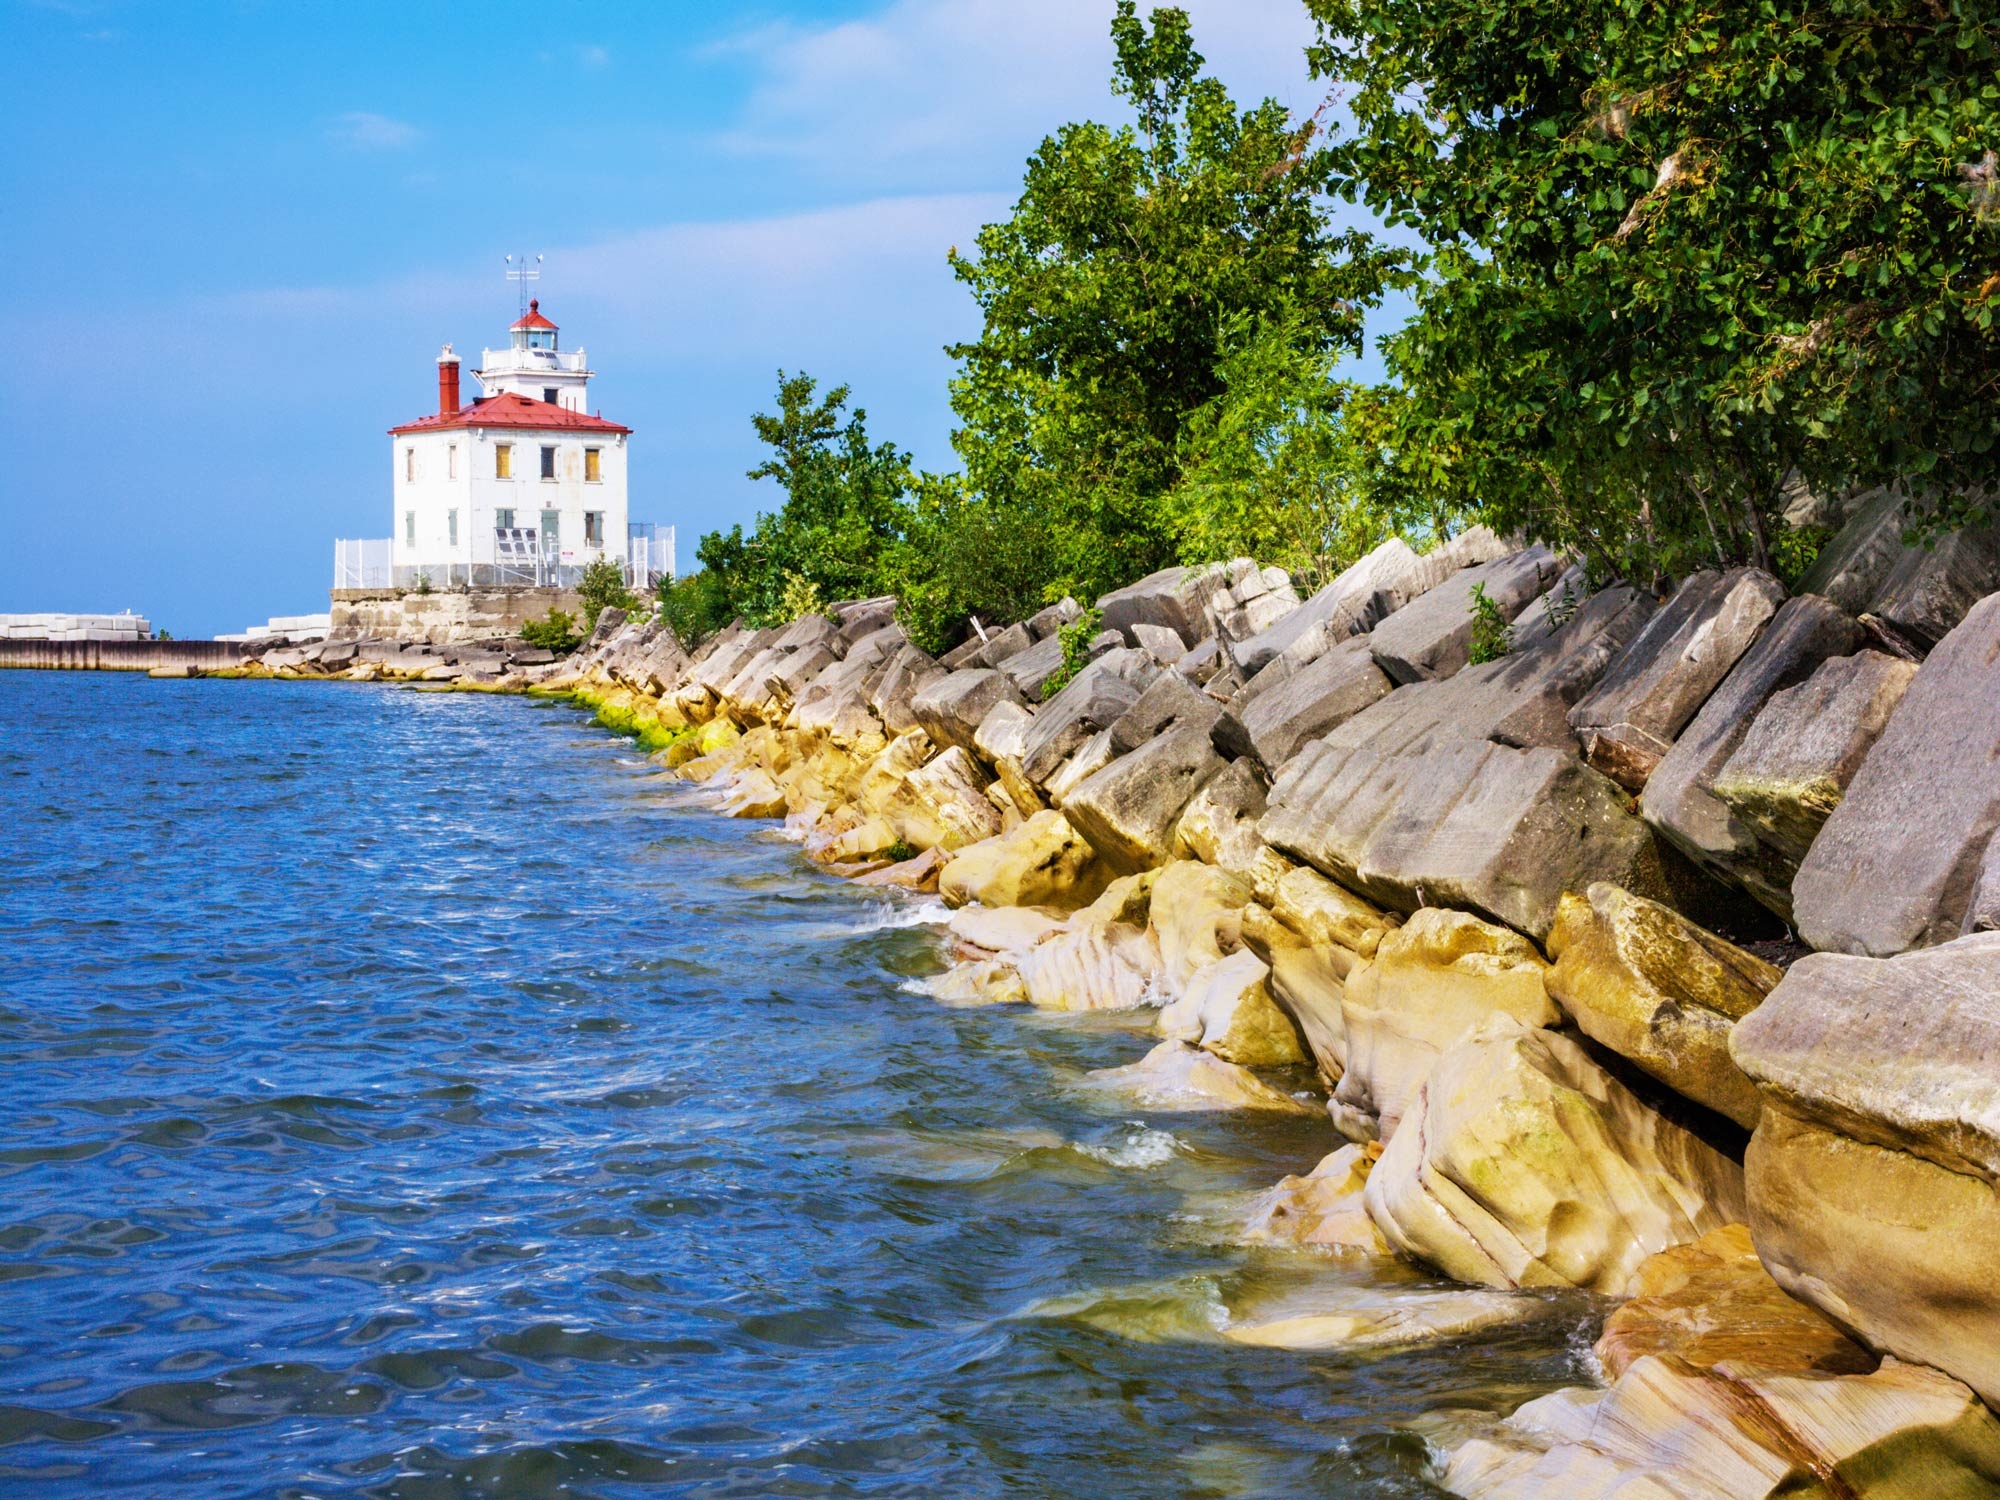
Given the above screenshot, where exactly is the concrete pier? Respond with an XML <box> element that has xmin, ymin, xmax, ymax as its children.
<box><xmin>0</xmin><ymin>639</ymin><xmax>248</xmax><ymax>672</ymax></box>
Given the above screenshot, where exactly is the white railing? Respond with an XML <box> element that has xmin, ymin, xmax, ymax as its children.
<box><xmin>626</xmin><ymin>523</ymin><xmax>674</xmax><ymax>590</ymax></box>
<box><xmin>334</xmin><ymin>538</ymin><xmax>394</xmax><ymax>589</ymax></box>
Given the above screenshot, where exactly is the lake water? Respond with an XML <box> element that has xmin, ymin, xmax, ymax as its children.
<box><xmin>0</xmin><ymin>672</ymin><xmax>1587</xmax><ymax>1498</ymax></box>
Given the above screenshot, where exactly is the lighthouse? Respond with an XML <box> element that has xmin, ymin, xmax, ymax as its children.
<box><xmin>384</xmin><ymin>301</ymin><xmax>634</xmax><ymax>586</ymax></box>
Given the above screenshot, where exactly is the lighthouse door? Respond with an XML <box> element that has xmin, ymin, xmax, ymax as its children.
<box><xmin>538</xmin><ymin>510</ymin><xmax>561</xmax><ymax>585</ymax></box>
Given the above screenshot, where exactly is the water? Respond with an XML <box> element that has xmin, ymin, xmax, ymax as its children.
<box><xmin>0</xmin><ymin>672</ymin><xmax>1588</xmax><ymax>1498</ymax></box>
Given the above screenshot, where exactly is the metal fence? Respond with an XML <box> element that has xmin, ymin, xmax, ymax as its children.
<box><xmin>334</xmin><ymin>527</ymin><xmax>675</xmax><ymax>593</ymax></box>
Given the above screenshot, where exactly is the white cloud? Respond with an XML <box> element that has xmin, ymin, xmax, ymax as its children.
<box><xmin>707</xmin><ymin>0</ymin><xmax>1325</xmax><ymax>185</ymax></box>
<box><xmin>327</xmin><ymin>111</ymin><xmax>422</xmax><ymax>151</ymax></box>
<box><xmin>578</xmin><ymin>43</ymin><xmax>611</xmax><ymax>68</ymax></box>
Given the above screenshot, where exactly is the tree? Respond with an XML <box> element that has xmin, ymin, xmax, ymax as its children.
<box><xmin>577</xmin><ymin>557</ymin><xmax>636</xmax><ymax>631</ymax></box>
<box><xmin>1306</xmin><ymin>0</ymin><xmax>2000</xmax><ymax>580</ymax></box>
<box><xmin>945</xmin><ymin>1</ymin><xmax>1402</xmax><ymax>604</ymax></box>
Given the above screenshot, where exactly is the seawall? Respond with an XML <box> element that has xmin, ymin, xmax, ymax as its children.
<box><xmin>0</xmin><ymin>639</ymin><xmax>248</xmax><ymax>672</ymax></box>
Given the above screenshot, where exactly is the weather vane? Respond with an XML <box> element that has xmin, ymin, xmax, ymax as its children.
<box><xmin>504</xmin><ymin>253</ymin><xmax>544</xmax><ymax>315</ymax></box>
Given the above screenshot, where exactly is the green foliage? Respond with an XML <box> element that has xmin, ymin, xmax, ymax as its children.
<box><xmin>776</xmin><ymin>572</ymin><xmax>827</xmax><ymax>624</ymax></box>
<box><xmin>413</xmin><ymin>572</ymin><xmax>433</xmax><ymax>596</ymax></box>
<box><xmin>520</xmin><ymin>607</ymin><xmax>581</xmax><ymax>655</ymax></box>
<box><xmin>1769</xmin><ymin>523</ymin><xmax>1833</xmax><ymax>591</ymax></box>
<box><xmin>883</xmin><ymin>838</ymin><xmax>918</xmax><ymax>864</ymax></box>
<box><xmin>945</xmin><ymin>1</ymin><xmax>1402</xmax><ymax>606</ymax></box>
<box><xmin>882</xmin><ymin>472</ymin><xmax>1058</xmax><ymax>655</ymax></box>
<box><xmin>1466</xmin><ymin>582</ymin><xmax>1514</xmax><ymax>665</ymax></box>
<box><xmin>691</xmin><ymin>372</ymin><xmax>915</xmax><ymax>628</ymax></box>
<box><xmin>655</xmin><ymin>570</ymin><xmax>732</xmax><ymax>650</ymax></box>
<box><xmin>577</xmin><ymin>558</ymin><xmax>637</xmax><ymax>631</ymax></box>
<box><xmin>1040</xmin><ymin>607</ymin><xmax>1105</xmax><ymax>698</ymax></box>
<box><xmin>1305</xmin><ymin>0</ymin><xmax>2000</xmax><ymax>580</ymax></box>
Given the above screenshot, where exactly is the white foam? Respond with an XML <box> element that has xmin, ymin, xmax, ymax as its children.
<box><xmin>847</xmin><ymin>897</ymin><xmax>953</xmax><ymax>933</ymax></box>
<box><xmin>1077</xmin><ymin>1124</ymin><xmax>1185</xmax><ymax>1170</ymax></box>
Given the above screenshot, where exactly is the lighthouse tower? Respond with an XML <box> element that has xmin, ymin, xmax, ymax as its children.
<box><xmin>384</xmin><ymin>301</ymin><xmax>633</xmax><ymax>586</ymax></box>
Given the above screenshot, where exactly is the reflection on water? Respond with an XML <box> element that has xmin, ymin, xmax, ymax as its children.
<box><xmin>0</xmin><ymin>673</ymin><xmax>1588</xmax><ymax>1498</ymax></box>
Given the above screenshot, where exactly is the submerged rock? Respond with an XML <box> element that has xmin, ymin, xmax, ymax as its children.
<box><xmin>1241</xmin><ymin>1143</ymin><xmax>1387</xmax><ymax>1255</ymax></box>
<box><xmin>1085</xmin><ymin>1040</ymin><xmax>1318</xmax><ymax>1115</ymax></box>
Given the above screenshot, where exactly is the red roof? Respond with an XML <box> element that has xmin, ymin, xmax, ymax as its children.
<box><xmin>390</xmin><ymin>392</ymin><xmax>631</xmax><ymax>436</ymax></box>
<box><xmin>511</xmin><ymin>298</ymin><xmax>558</xmax><ymax>332</ymax></box>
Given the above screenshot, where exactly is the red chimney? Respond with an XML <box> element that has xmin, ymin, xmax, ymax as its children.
<box><xmin>437</xmin><ymin>344</ymin><xmax>461</xmax><ymax>416</ymax></box>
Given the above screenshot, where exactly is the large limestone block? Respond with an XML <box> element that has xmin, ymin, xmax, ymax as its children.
<box><xmin>1368</xmin><ymin>545</ymin><xmax>1564</xmax><ymax>686</ymax></box>
<box><xmin>770</xmin><ymin>612</ymin><xmax>843</xmax><ymax>654</ymax></box>
<box><xmin>1146</xmin><ymin>860</ymin><xmax>1252</xmax><ymax>994</ymax></box>
<box><xmin>1730</xmin><ymin>935</ymin><xmax>2000</xmax><ymax>1406</ymax></box>
<box><xmin>1018</xmin><ymin>649</ymin><xmax>1161</xmax><ymax>786</ymax></box>
<box><xmin>1436</xmin><ymin>1354</ymin><xmax>2000</xmax><ymax>1500</ymax></box>
<box><xmin>895</xmin><ymin>746</ymin><xmax>1006</xmax><ymax>852</ymax></box>
<box><xmin>1041</xmin><ymin>727</ymin><xmax>1117</xmax><ymax>808</ymax></box>
<box><xmin>909</xmin><ymin>669</ymin><xmax>1027</xmax><ymax>759</ymax></box>
<box><xmin>1085</xmin><ymin>1040</ymin><xmax>1318</xmax><ymax>1115</ymax></box>
<box><xmin>1203</xmin><ymin>559</ymin><xmax>1301</xmax><ymax>645</ymax></box>
<box><xmin>1262</xmin><ymin>733</ymin><xmax>1682</xmax><ymax>942</ymax></box>
<box><xmin>790</xmin><ymin>641</ymin><xmax>893</xmax><ymax>748</ymax></box>
<box><xmin>937</xmin><ymin>809</ymin><xmax>1111</xmax><ymax>912</ymax></box>
<box><xmin>1639</xmin><ymin>594</ymin><xmax>1865</xmax><ymax>907</ymax></box>
<box><xmin>1568</xmin><ymin>568</ymin><xmax>1788</xmax><ymax>793</ymax></box>
<box><xmin>1791</xmin><ymin>595</ymin><xmax>2000</xmax><ymax>955</ymax></box>
<box><xmin>948</xmin><ymin>904</ymin><xmax>1065</xmax><ymax>955</ymax></box>
<box><xmin>1333</xmin><ymin>909</ymin><xmax>1556</xmax><ymax>1142</ymax></box>
<box><xmin>868</xmin><ymin>643</ymin><xmax>946</xmax><ymax>736</ymax></box>
<box><xmin>1595</xmin><ymin>1223</ymin><xmax>1873</xmax><ymax>1382</ymax></box>
<box><xmin>1545</xmin><ymin>884</ymin><xmax>1779</xmax><ymax>1129</ymax></box>
<box><xmin>968</xmin><ymin>619</ymin><xmax>1032</xmax><ymax>669</ymax></box>
<box><xmin>1239</xmin><ymin>904</ymin><xmax>1352</xmax><ymax>1085</ymax></box>
<box><xmin>1236</xmin><ymin>635</ymin><xmax>1393</xmax><ymax>769</ymax></box>
<box><xmin>1241</xmin><ymin>1143</ymin><xmax>1387</xmax><ymax>1254</ymax></box>
<box><xmin>1097</xmin><ymin>563</ymin><xmax>1232</xmax><ymax>646</ymax></box>
<box><xmin>1796</xmin><ymin>483</ymin><xmax>1914</xmax><ymax>614</ymax></box>
<box><xmin>995</xmin><ymin>632</ymin><xmax>1065</xmax><ymax>700</ymax></box>
<box><xmin>1171</xmin><ymin>758</ymin><xmax>1292</xmax><ymax>904</ymax></box>
<box><xmin>1063</xmin><ymin>722</ymin><xmax>1228</xmax><ymax>876</ymax></box>
<box><xmin>1270</xmin><ymin>865</ymin><xmax>1398</xmax><ymax>959</ymax></box>
<box><xmin>1802</xmin><ymin>483</ymin><xmax>2000</xmax><ymax>652</ymax></box>
<box><xmin>1015</xmin><ymin>922</ymin><xmax>1160</xmax><ymax>1011</ymax></box>
<box><xmin>1364</xmin><ymin>1025</ymin><xmax>1747</xmax><ymax>1293</ymax></box>
<box><xmin>1157</xmin><ymin>950</ymin><xmax>1307</xmax><ymax>1067</ymax></box>
<box><xmin>1712</xmin><ymin>650</ymin><xmax>1917</xmax><ymax>880</ymax></box>
<box><xmin>830</xmin><ymin>594</ymin><xmax>897</xmax><ymax>643</ymax></box>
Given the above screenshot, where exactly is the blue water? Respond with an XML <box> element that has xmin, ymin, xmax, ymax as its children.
<box><xmin>0</xmin><ymin>672</ymin><xmax>1582</xmax><ymax>1498</ymax></box>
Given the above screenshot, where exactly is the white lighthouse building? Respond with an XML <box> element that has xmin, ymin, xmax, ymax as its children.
<box><xmin>381</xmin><ymin>301</ymin><xmax>642</xmax><ymax>587</ymax></box>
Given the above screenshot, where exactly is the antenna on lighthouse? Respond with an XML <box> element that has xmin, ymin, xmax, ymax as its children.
<box><xmin>504</xmin><ymin>253</ymin><xmax>543</xmax><ymax>315</ymax></box>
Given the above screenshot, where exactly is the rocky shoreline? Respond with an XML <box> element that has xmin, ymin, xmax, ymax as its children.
<box><xmin>213</xmin><ymin>506</ymin><xmax>2000</xmax><ymax>1495</ymax></box>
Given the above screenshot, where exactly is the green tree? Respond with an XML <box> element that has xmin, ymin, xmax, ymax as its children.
<box><xmin>1306</xmin><ymin>0</ymin><xmax>2000</xmax><ymax>580</ymax></box>
<box><xmin>577</xmin><ymin>557</ymin><xmax>636</xmax><ymax>631</ymax></box>
<box><xmin>945</xmin><ymin>1</ymin><xmax>1402</xmax><ymax>603</ymax></box>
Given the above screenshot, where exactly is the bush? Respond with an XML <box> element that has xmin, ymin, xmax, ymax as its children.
<box><xmin>577</xmin><ymin>558</ymin><xmax>636</xmax><ymax>631</ymax></box>
<box><xmin>1466</xmin><ymin>581</ymin><xmax>1512</xmax><ymax>665</ymax></box>
<box><xmin>656</xmin><ymin>571</ymin><xmax>733</xmax><ymax>650</ymax></box>
<box><xmin>521</xmin><ymin>607</ymin><xmax>581</xmax><ymax>655</ymax></box>
<box><xmin>1039</xmin><ymin>607</ymin><xmax>1104</xmax><ymax>698</ymax></box>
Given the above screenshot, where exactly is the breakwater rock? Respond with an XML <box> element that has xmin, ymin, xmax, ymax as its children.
<box><xmin>276</xmin><ymin>510</ymin><xmax>2000</xmax><ymax>1492</ymax></box>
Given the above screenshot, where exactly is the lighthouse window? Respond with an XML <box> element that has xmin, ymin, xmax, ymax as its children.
<box><xmin>447</xmin><ymin>444</ymin><xmax>457</xmax><ymax>480</ymax></box>
<box><xmin>585</xmin><ymin>448</ymin><xmax>601</xmax><ymax>483</ymax></box>
<box><xmin>543</xmin><ymin>387</ymin><xmax>558</xmax><ymax>406</ymax></box>
<box><xmin>540</xmin><ymin>445</ymin><xmax>557</xmax><ymax>480</ymax></box>
<box><xmin>495</xmin><ymin>509</ymin><xmax>515</xmax><ymax>531</ymax></box>
<box><xmin>585</xmin><ymin>511</ymin><xmax>605</xmax><ymax>549</ymax></box>
<box><xmin>447</xmin><ymin>509</ymin><xmax>458</xmax><ymax>548</ymax></box>
<box><xmin>404</xmin><ymin>511</ymin><xmax>415</xmax><ymax>547</ymax></box>
<box><xmin>404</xmin><ymin>447</ymin><xmax>415</xmax><ymax>482</ymax></box>
<box><xmin>495</xmin><ymin>443</ymin><xmax>513</xmax><ymax>479</ymax></box>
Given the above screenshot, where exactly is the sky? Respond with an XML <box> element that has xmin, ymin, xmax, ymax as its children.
<box><xmin>5</xmin><ymin>0</ymin><xmax>1367</xmax><ymax>638</ymax></box>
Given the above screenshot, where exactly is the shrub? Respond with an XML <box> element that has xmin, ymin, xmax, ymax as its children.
<box><xmin>578</xmin><ymin>558</ymin><xmax>636</xmax><ymax>631</ymax></box>
<box><xmin>521</xmin><ymin>607</ymin><xmax>581</xmax><ymax>655</ymax></box>
<box><xmin>1040</xmin><ymin>607</ymin><xmax>1104</xmax><ymax>697</ymax></box>
<box><xmin>1466</xmin><ymin>582</ymin><xmax>1512</xmax><ymax>665</ymax></box>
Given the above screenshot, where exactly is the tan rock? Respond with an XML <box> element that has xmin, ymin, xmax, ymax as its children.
<box><xmin>1016</xmin><ymin>922</ymin><xmax>1160</xmax><ymax>1011</ymax></box>
<box><xmin>1596</xmin><ymin>1223</ymin><xmax>1874</xmax><ymax>1382</ymax></box>
<box><xmin>1729</xmin><ymin>935</ymin><xmax>2000</xmax><ymax>1408</ymax></box>
<box><xmin>1242</xmin><ymin>1143</ymin><xmax>1388</xmax><ymax>1254</ymax></box>
<box><xmin>1239</xmin><ymin>901</ymin><xmax>1353</xmax><ymax>1086</ymax></box>
<box><xmin>1172</xmin><ymin>759</ymin><xmax>1294</xmax><ymax>904</ymax></box>
<box><xmin>937</xmin><ymin>810</ymin><xmax>1112</xmax><ymax>912</ymax></box>
<box><xmin>1223</xmin><ymin>1283</ymin><xmax>1537</xmax><ymax>1352</ymax></box>
<box><xmin>1086</xmin><ymin>1040</ymin><xmax>1319</xmax><ymax>1115</ymax></box>
<box><xmin>1147</xmin><ymin>860</ymin><xmax>1253</xmax><ymax>994</ymax></box>
<box><xmin>1546</xmin><ymin>883</ymin><xmax>1779</xmax><ymax>1129</ymax></box>
<box><xmin>1435</xmin><ymin>1355</ymin><xmax>2000</xmax><ymax>1500</ymax></box>
<box><xmin>1157</xmin><ymin>950</ymin><xmax>1307</xmax><ymax>1067</ymax></box>
<box><xmin>921</xmin><ymin>959</ymin><xmax>1029</xmax><ymax>1007</ymax></box>
<box><xmin>947</xmin><ymin>905</ymin><xmax>1066</xmax><ymax>955</ymax></box>
<box><xmin>716</xmin><ymin>768</ymin><xmax>790</xmax><ymax>819</ymax></box>
<box><xmin>1070</xmin><ymin>870</ymin><xmax>1156</xmax><ymax>932</ymax></box>
<box><xmin>1364</xmin><ymin>1024</ymin><xmax>1746</xmax><ymax>1294</ymax></box>
<box><xmin>895</xmin><ymin>745</ymin><xmax>1006</xmax><ymax>851</ymax></box>
<box><xmin>849</xmin><ymin>846</ymin><xmax>947</xmax><ymax>891</ymax></box>
<box><xmin>1271</xmin><ymin>865</ymin><xmax>1399</xmax><ymax>958</ymax></box>
<box><xmin>1334</xmin><ymin>908</ymin><xmax>1557</xmax><ymax>1142</ymax></box>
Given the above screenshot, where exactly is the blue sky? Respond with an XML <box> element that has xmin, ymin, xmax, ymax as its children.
<box><xmin>5</xmin><ymin>0</ymin><xmax>1359</xmax><ymax>637</ymax></box>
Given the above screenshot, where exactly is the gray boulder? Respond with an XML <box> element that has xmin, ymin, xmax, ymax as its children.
<box><xmin>1366</xmin><ymin>545</ymin><xmax>1564</xmax><ymax>686</ymax></box>
<box><xmin>1108</xmin><ymin>670</ymin><xmax>1221</xmax><ymax>755</ymax></box>
<box><xmin>1063</xmin><ymin>723</ymin><xmax>1228</xmax><ymax>875</ymax></box>
<box><xmin>969</xmin><ymin>620</ymin><xmax>1033</xmax><ymax>669</ymax></box>
<box><xmin>1131</xmin><ymin>622</ymin><xmax>1189</xmax><ymax>666</ymax></box>
<box><xmin>1176</xmin><ymin>637</ymin><xmax>1222</xmax><ymax>684</ymax></box>
<box><xmin>1097</xmin><ymin>564</ymin><xmax>1232</xmax><ymax>646</ymax></box>
<box><xmin>1567</xmin><ymin>568</ymin><xmax>1786</xmax><ymax>792</ymax></box>
<box><xmin>1204</xmin><ymin>560</ymin><xmax>1300</xmax><ymax>644</ymax></box>
<box><xmin>868</xmin><ymin>644</ymin><xmax>946</xmax><ymax>736</ymax></box>
<box><xmin>1018</xmin><ymin>648</ymin><xmax>1161</xmax><ymax>786</ymax></box>
<box><xmin>1799</xmin><ymin>485</ymin><xmax>2000</xmax><ymax>652</ymax></box>
<box><xmin>771</xmin><ymin>612</ymin><xmax>842</xmax><ymax>655</ymax></box>
<box><xmin>831</xmin><ymin>595</ymin><xmax>898</xmax><ymax>643</ymax></box>
<box><xmin>996</xmin><ymin>633</ymin><xmax>1066</xmax><ymax>700</ymax></box>
<box><xmin>1796</xmin><ymin>484</ymin><xmax>1914</xmax><ymax>614</ymax></box>
<box><xmin>1026</xmin><ymin>597</ymin><xmax>1082</xmax><ymax>641</ymax></box>
<box><xmin>1638</xmin><ymin>594</ymin><xmax>1865</xmax><ymax>911</ymax></box>
<box><xmin>1792</xmin><ymin>593</ymin><xmax>2000</xmax><ymax>955</ymax></box>
<box><xmin>909</xmin><ymin>669</ymin><xmax>1026</xmax><ymax>759</ymax></box>
<box><xmin>1712</xmin><ymin>649</ymin><xmax>1917</xmax><ymax>878</ymax></box>
<box><xmin>1236</xmin><ymin>636</ymin><xmax>1393</xmax><ymax>770</ymax></box>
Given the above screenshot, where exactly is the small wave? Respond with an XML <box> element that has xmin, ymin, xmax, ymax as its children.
<box><xmin>844</xmin><ymin>898</ymin><xmax>953</xmax><ymax>933</ymax></box>
<box><xmin>1076</xmin><ymin>1124</ymin><xmax>1185</xmax><ymax>1170</ymax></box>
